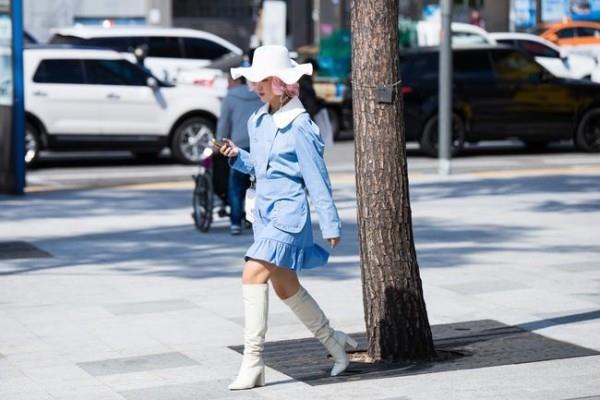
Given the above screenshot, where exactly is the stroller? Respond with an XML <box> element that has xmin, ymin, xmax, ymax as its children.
<box><xmin>191</xmin><ymin>146</ymin><xmax>231</xmax><ymax>232</ymax></box>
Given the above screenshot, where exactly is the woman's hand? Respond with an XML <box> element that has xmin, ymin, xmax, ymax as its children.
<box><xmin>328</xmin><ymin>237</ymin><xmax>341</xmax><ymax>249</ymax></box>
<box><xmin>220</xmin><ymin>138</ymin><xmax>239</xmax><ymax>158</ymax></box>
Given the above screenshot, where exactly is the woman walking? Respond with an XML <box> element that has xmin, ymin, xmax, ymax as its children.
<box><xmin>219</xmin><ymin>45</ymin><xmax>357</xmax><ymax>390</ymax></box>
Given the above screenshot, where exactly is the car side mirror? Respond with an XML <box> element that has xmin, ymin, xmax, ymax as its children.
<box><xmin>147</xmin><ymin>77</ymin><xmax>159</xmax><ymax>90</ymax></box>
<box><xmin>547</xmin><ymin>33</ymin><xmax>559</xmax><ymax>43</ymax></box>
<box><xmin>559</xmin><ymin>49</ymin><xmax>569</xmax><ymax>61</ymax></box>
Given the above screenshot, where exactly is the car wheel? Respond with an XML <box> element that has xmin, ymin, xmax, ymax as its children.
<box><xmin>192</xmin><ymin>173</ymin><xmax>213</xmax><ymax>232</ymax></box>
<box><xmin>171</xmin><ymin>117</ymin><xmax>215</xmax><ymax>164</ymax></box>
<box><xmin>576</xmin><ymin>108</ymin><xmax>600</xmax><ymax>152</ymax></box>
<box><xmin>25</xmin><ymin>122</ymin><xmax>41</xmax><ymax>167</ymax></box>
<box><xmin>419</xmin><ymin>113</ymin><xmax>465</xmax><ymax>157</ymax></box>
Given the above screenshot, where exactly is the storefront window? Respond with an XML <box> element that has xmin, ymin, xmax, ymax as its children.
<box><xmin>0</xmin><ymin>11</ymin><xmax>12</xmax><ymax>106</ymax></box>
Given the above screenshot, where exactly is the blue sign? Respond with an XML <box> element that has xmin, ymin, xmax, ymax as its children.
<box><xmin>541</xmin><ymin>0</ymin><xmax>600</xmax><ymax>22</ymax></box>
<box><xmin>542</xmin><ymin>0</ymin><xmax>568</xmax><ymax>22</ymax></box>
<box><xmin>513</xmin><ymin>0</ymin><xmax>537</xmax><ymax>30</ymax></box>
<box><xmin>569</xmin><ymin>0</ymin><xmax>600</xmax><ymax>21</ymax></box>
<box><xmin>423</xmin><ymin>5</ymin><xmax>441</xmax><ymax>22</ymax></box>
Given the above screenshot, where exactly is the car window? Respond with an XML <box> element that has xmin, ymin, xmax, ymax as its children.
<box><xmin>400</xmin><ymin>52</ymin><xmax>438</xmax><ymax>83</ymax></box>
<box><xmin>453</xmin><ymin>51</ymin><xmax>495</xmax><ymax>82</ymax></box>
<box><xmin>128</xmin><ymin>36</ymin><xmax>148</xmax><ymax>51</ymax></box>
<box><xmin>496</xmin><ymin>39</ymin><xmax>516</xmax><ymax>47</ymax></box>
<box><xmin>87</xmin><ymin>36</ymin><xmax>133</xmax><ymax>52</ymax></box>
<box><xmin>85</xmin><ymin>59</ymin><xmax>148</xmax><ymax>86</ymax></box>
<box><xmin>517</xmin><ymin>40</ymin><xmax>560</xmax><ymax>58</ymax></box>
<box><xmin>556</xmin><ymin>28</ymin><xmax>576</xmax><ymax>38</ymax></box>
<box><xmin>48</xmin><ymin>34</ymin><xmax>86</xmax><ymax>46</ymax></box>
<box><xmin>146</xmin><ymin>36</ymin><xmax>182</xmax><ymax>58</ymax></box>
<box><xmin>33</xmin><ymin>59</ymin><xmax>85</xmax><ymax>84</ymax></box>
<box><xmin>183</xmin><ymin>37</ymin><xmax>230</xmax><ymax>60</ymax></box>
<box><xmin>576</xmin><ymin>27</ymin><xmax>600</xmax><ymax>37</ymax></box>
<box><xmin>491</xmin><ymin>50</ymin><xmax>544</xmax><ymax>81</ymax></box>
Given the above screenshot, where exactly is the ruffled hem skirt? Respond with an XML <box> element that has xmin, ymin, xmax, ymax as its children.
<box><xmin>245</xmin><ymin>238</ymin><xmax>329</xmax><ymax>271</ymax></box>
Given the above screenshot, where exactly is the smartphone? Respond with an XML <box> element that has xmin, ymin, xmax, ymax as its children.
<box><xmin>211</xmin><ymin>138</ymin><xmax>225</xmax><ymax>149</ymax></box>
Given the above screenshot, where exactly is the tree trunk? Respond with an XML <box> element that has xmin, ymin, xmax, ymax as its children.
<box><xmin>351</xmin><ymin>0</ymin><xmax>435</xmax><ymax>361</ymax></box>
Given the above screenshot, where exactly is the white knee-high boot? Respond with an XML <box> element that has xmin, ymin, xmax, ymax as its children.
<box><xmin>229</xmin><ymin>284</ymin><xmax>268</xmax><ymax>390</ymax></box>
<box><xmin>283</xmin><ymin>286</ymin><xmax>358</xmax><ymax>376</ymax></box>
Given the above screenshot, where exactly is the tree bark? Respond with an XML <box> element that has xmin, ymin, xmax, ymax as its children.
<box><xmin>351</xmin><ymin>0</ymin><xmax>435</xmax><ymax>361</ymax></box>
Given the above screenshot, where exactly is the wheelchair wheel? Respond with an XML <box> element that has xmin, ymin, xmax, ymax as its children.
<box><xmin>192</xmin><ymin>173</ymin><xmax>214</xmax><ymax>232</ymax></box>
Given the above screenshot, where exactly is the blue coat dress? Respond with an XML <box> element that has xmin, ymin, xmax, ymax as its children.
<box><xmin>230</xmin><ymin>96</ymin><xmax>341</xmax><ymax>271</ymax></box>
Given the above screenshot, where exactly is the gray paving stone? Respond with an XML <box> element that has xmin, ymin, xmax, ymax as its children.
<box><xmin>377</xmin><ymin>397</ymin><xmax>412</xmax><ymax>400</ymax></box>
<box><xmin>551</xmin><ymin>262</ymin><xmax>600</xmax><ymax>272</ymax></box>
<box><xmin>77</xmin><ymin>353</ymin><xmax>199</xmax><ymax>377</ymax></box>
<box><xmin>2</xmin><ymin>168</ymin><xmax>600</xmax><ymax>400</ymax></box>
<box><xmin>442</xmin><ymin>279</ymin><xmax>529</xmax><ymax>295</ymax></box>
<box><xmin>118</xmin><ymin>380</ymin><xmax>265</xmax><ymax>400</ymax></box>
<box><xmin>104</xmin><ymin>299</ymin><xmax>199</xmax><ymax>316</ymax></box>
<box><xmin>573</xmin><ymin>293</ymin><xmax>600</xmax><ymax>305</ymax></box>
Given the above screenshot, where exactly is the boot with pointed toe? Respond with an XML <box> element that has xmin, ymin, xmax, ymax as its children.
<box><xmin>283</xmin><ymin>286</ymin><xmax>358</xmax><ymax>376</ymax></box>
<box><xmin>229</xmin><ymin>284</ymin><xmax>268</xmax><ymax>390</ymax></box>
<box><xmin>323</xmin><ymin>330</ymin><xmax>358</xmax><ymax>376</ymax></box>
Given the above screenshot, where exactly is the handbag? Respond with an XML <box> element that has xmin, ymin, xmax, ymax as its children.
<box><xmin>244</xmin><ymin>176</ymin><xmax>256</xmax><ymax>224</ymax></box>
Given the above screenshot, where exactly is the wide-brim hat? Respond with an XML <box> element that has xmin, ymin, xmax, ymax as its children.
<box><xmin>231</xmin><ymin>45</ymin><xmax>312</xmax><ymax>84</ymax></box>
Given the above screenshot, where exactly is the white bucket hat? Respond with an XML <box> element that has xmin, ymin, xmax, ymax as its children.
<box><xmin>230</xmin><ymin>45</ymin><xmax>313</xmax><ymax>84</ymax></box>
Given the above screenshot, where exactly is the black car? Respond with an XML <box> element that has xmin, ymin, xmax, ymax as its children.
<box><xmin>400</xmin><ymin>45</ymin><xmax>600</xmax><ymax>156</ymax></box>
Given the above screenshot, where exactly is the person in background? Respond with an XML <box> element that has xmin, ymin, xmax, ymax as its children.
<box><xmin>216</xmin><ymin>67</ymin><xmax>263</xmax><ymax>235</ymax></box>
<box><xmin>469</xmin><ymin>8</ymin><xmax>485</xmax><ymax>28</ymax></box>
<box><xmin>299</xmin><ymin>59</ymin><xmax>334</xmax><ymax>147</ymax></box>
<box><xmin>133</xmin><ymin>44</ymin><xmax>152</xmax><ymax>75</ymax></box>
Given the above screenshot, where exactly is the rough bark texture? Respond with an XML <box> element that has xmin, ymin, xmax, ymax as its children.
<box><xmin>351</xmin><ymin>0</ymin><xmax>435</xmax><ymax>361</ymax></box>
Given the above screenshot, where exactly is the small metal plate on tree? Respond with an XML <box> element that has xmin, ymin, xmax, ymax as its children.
<box><xmin>376</xmin><ymin>85</ymin><xmax>393</xmax><ymax>104</ymax></box>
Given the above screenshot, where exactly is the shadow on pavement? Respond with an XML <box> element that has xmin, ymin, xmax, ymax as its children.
<box><xmin>518</xmin><ymin>309</ymin><xmax>600</xmax><ymax>332</ymax></box>
<box><xmin>1</xmin><ymin>174</ymin><xmax>598</xmax><ymax>281</ymax></box>
<box><xmin>29</xmin><ymin>151</ymin><xmax>178</xmax><ymax>169</ymax></box>
<box><xmin>410</xmin><ymin>174</ymin><xmax>600</xmax><ymax>201</ymax></box>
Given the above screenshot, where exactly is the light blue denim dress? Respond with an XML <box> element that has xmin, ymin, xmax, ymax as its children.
<box><xmin>230</xmin><ymin>97</ymin><xmax>341</xmax><ymax>270</ymax></box>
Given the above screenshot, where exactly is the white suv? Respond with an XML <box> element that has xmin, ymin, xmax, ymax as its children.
<box><xmin>48</xmin><ymin>27</ymin><xmax>242</xmax><ymax>83</ymax></box>
<box><xmin>490</xmin><ymin>32</ymin><xmax>600</xmax><ymax>82</ymax></box>
<box><xmin>24</xmin><ymin>46</ymin><xmax>221</xmax><ymax>165</ymax></box>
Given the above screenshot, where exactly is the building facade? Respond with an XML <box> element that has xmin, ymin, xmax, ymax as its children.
<box><xmin>24</xmin><ymin>0</ymin><xmax>171</xmax><ymax>42</ymax></box>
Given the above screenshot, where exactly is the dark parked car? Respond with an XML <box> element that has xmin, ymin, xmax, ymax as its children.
<box><xmin>400</xmin><ymin>45</ymin><xmax>600</xmax><ymax>156</ymax></box>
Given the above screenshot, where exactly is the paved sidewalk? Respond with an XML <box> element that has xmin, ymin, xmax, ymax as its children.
<box><xmin>1</xmin><ymin>168</ymin><xmax>600</xmax><ymax>399</ymax></box>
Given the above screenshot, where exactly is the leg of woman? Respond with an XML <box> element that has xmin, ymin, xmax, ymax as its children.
<box><xmin>229</xmin><ymin>259</ymin><xmax>272</xmax><ymax>390</ymax></box>
<box><xmin>275</xmin><ymin>271</ymin><xmax>358</xmax><ymax>377</ymax></box>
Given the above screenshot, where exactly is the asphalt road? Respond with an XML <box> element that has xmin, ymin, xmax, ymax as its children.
<box><xmin>25</xmin><ymin>138</ymin><xmax>600</xmax><ymax>191</ymax></box>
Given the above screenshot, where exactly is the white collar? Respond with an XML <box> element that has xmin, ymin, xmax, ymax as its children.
<box><xmin>255</xmin><ymin>97</ymin><xmax>306</xmax><ymax>129</ymax></box>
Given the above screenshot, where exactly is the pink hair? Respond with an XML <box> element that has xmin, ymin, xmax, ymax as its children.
<box><xmin>271</xmin><ymin>77</ymin><xmax>300</xmax><ymax>97</ymax></box>
<box><xmin>248</xmin><ymin>77</ymin><xmax>300</xmax><ymax>98</ymax></box>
